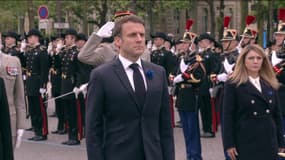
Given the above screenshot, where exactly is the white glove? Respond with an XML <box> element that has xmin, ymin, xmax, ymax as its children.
<box><xmin>39</xmin><ymin>88</ymin><xmax>46</xmax><ymax>98</ymax></box>
<box><xmin>173</xmin><ymin>74</ymin><xmax>184</xmax><ymax>84</ymax></box>
<box><xmin>217</xmin><ymin>73</ymin><xmax>228</xmax><ymax>82</ymax></box>
<box><xmin>79</xmin><ymin>83</ymin><xmax>88</xmax><ymax>98</ymax></box>
<box><xmin>47</xmin><ymin>42</ymin><xmax>53</xmax><ymax>55</ymax></box>
<box><xmin>15</xmin><ymin>129</ymin><xmax>24</xmax><ymax>148</ymax></box>
<box><xmin>73</xmin><ymin>87</ymin><xmax>80</xmax><ymax>99</ymax></box>
<box><xmin>272</xmin><ymin>51</ymin><xmax>283</xmax><ymax>66</ymax></box>
<box><xmin>56</xmin><ymin>43</ymin><xmax>63</xmax><ymax>54</ymax></box>
<box><xmin>223</xmin><ymin>58</ymin><xmax>234</xmax><ymax>74</ymax></box>
<box><xmin>96</xmin><ymin>21</ymin><xmax>115</xmax><ymax>38</ymax></box>
<box><xmin>20</xmin><ymin>40</ymin><xmax>26</xmax><ymax>52</ymax></box>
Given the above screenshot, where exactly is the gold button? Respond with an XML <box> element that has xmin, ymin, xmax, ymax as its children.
<box><xmin>251</xmin><ymin>100</ymin><xmax>255</xmax><ymax>104</ymax></box>
<box><xmin>181</xmin><ymin>84</ymin><xmax>185</xmax><ymax>89</ymax></box>
<box><xmin>266</xmin><ymin>109</ymin><xmax>270</xmax><ymax>114</ymax></box>
<box><xmin>253</xmin><ymin>112</ymin><xmax>258</xmax><ymax>116</ymax></box>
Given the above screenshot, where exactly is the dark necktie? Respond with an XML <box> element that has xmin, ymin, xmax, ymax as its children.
<box><xmin>130</xmin><ymin>63</ymin><xmax>146</xmax><ymax>108</ymax></box>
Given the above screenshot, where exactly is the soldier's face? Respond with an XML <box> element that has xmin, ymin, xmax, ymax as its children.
<box><xmin>4</xmin><ymin>37</ymin><xmax>16</xmax><ymax>46</ymax></box>
<box><xmin>153</xmin><ymin>37</ymin><xmax>164</xmax><ymax>48</ymax></box>
<box><xmin>181</xmin><ymin>42</ymin><xmax>190</xmax><ymax>52</ymax></box>
<box><xmin>222</xmin><ymin>40</ymin><xmax>238</xmax><ymax>51</ymax></box>
<box><xmin>164</xmin><ymin>41</ymin><xmax>171</xmax><ymax>50</ymax></box>
<box><xmin>28</xmin><ymin>35</ymin><xmax>39</xmax><ymax>45</ymax></box>
<box><xmin>198</xmin><ymin>39</ymin><xmax>211</xmax><ymax>49</ymax></box>
<box><xmin>65</xmin><ymin>35</ymin><xmax>75</xmax><ymax>46</ymax></box>
<box><xmin>76</xmin><ymin>40</ymin><xmax>86</xmax><ymax>49</ymax></box>
<box><xmin>115</xmin><ymin>21</ymin><xmax>145</xmax><ymax>61</ymax></box>
<box><xmin>275</xmin><ymin>33</ymin><xmax>285</xmax><ymax>46</ymax></box>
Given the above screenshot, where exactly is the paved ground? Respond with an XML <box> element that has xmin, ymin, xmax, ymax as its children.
<box><xmin>14</xmin><ymin>100</ymin><xmax>224</xmax><ymax>160</ymax></box>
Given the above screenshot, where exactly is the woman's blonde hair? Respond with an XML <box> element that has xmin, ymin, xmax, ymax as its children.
<box><xmin>229</xmin><ymin>44</ymin><xmax>280</xmax><ymax>89</ymax></box>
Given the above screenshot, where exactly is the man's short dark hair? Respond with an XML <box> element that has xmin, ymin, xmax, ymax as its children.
<box><xmin>112</xmin><ymin>15</ymin><xmax>145</xmax><ymax>37</ymax></box>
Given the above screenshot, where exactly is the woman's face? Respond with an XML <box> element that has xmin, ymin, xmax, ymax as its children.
<box><xmin>244</xmin><ymin>50</ymin><xmax>263</xmax><ymax>76</ymax></box>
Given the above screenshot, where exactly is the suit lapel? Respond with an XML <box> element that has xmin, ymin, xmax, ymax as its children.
<box><xmin>112</xmin><ymin>58</ymin><xmax>141</xmax><ymax>111</ymax></box>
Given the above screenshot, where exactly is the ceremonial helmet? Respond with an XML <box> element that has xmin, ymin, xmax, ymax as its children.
<box><xmin>220</xmin><ymin>16</ymin><xmax>238</xmax><ymax>41</ymax></box>
<box><xmin>241</xmin><ymin>15</ymin><xmax>258</xmax><ymax>39</ymax></box>
<box><xmin>275</xmin><ymin>8</ymin><xmax>285</xmax><ymax>34</ymax></box>
<box><xmin>181</xmin><ymin>19</ymin><xmax>197</xmax><ymax>44</ymax></box>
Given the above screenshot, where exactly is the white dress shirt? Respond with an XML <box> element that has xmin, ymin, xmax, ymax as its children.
<box><xmin>249</xmin><ymin>76</ymin><xmax>262</xmax><ymax>93</ymax></box>
<box><xmin>118</xmin><ymin>54</ymin><xmax>147</xmax><ymax>91</ymax></box>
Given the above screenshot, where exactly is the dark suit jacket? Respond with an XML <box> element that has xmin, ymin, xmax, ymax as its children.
<box><xmin>0</xmin><ymin>78</ymin><xmax>14</xmax><ymax>160</ymax></box>
<box><xmin>86</xmin><ymin>58</ymin><xmax>175</xmax><ymax>160</ymax></box>
<box><xmin>223</xmin><ymin>80</ymin><xmax>284</xmax><ymax>160</ymax></box>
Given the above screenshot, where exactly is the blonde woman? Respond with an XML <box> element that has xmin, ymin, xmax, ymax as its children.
<box><xmin>223</xmin><ymin>44</ymin><xmax>285</xmax><ymax>160</ymax></box>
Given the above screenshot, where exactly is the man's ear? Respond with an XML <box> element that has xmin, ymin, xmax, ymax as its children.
<box><xmin>114</xmin><ymin>36</ymin><xmax>121</xmax><ymax>48</ymax></box>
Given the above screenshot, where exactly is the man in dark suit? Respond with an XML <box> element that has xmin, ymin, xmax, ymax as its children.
<box><xmin>86</xmin><ymin>15</ymin><xmax>175</xmax><ymax>160</ymax></box>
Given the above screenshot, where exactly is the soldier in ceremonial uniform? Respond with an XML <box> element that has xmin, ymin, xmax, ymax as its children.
<box><xmin>239</xmin><ymin>15</ymin><xmax>257</xmax><ymax>51</ymax></box>
<box><xmin>268</xmin><ymin>9</ymin><xmax>285</xmax><ymax>148</ymax></box>
<box><xmin>24</xmin><ymin>29</ymin><xmax>49</xmax><ymax>141</ymax></box>
<box><xmin>48</xmin><ymin>34</ymin><xmax>66</xmax><ymax>134</ymax></box>
<box><xmin>150</xmin><ymin>32</ymin><xmax>177</xmax><ymax>79</ymax></box>
<box><xmin>197</xmin><ymin>33</ymin><xmax>221</xmax><ymax>138</ymax></box>
<box><xmin>173</xmin><ymin>21</ymin><xmax>206</xmax><ymax>159</ymax></box>
<box><xmin>2</xmin><ymin>31</ymin><xmax>25</xmax><ymax>66</ymax></box>
<box><xmin>58</xmin><ymin>28</ymin><xmax>83</xmax><ymax>145</ymax></box>
<box><xmin>216</xmin><ymin>16</ymin><xmax>240</xmax><ymax>105</ymax></box>
<box><xmin>76</xmin><ymin>33</ymin><xmax>93</xmax><ymax>135</ymax></box>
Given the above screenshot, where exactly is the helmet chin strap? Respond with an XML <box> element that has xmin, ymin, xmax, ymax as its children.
<box><xmin>225</xmin><ymin>41</ymin><xmax>232</xmax><ymax>52</ymax></box>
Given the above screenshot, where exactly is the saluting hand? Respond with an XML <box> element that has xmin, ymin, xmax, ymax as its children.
<box><xmin>227</xmin><ymin>147</ymin><xmax>238</xmax><ymax>160</ymax></box>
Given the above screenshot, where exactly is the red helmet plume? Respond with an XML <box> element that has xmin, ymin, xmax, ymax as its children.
<box><xmin>185</xmin><ymin>19</ymin><xmax>193</xmax><ymax>31</ymax></box>
<box><xmin>224</xmin><ymin>16</ymin><xmax>231</xmax><ymax>29</ymax></box>
<box><xmin>246</xmin><ymin>15</ymin><xmax>256</xmax><ymax>26</ymax></box>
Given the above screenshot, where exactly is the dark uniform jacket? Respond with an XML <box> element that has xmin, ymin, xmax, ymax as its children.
<box><xmin>24</xmin><ymin>44</ymin><xmax>49</xmax><ymax>96</ymax></box>
<box><xmin>49</xmin><ymin>51</ymin><xmax>62</xmax><ymax>96</ymax></box>
<box><xmin>199</xmin><ymin>48</ymin><xmax>221</xmax><ymax>95</ymax></box>
<box><xmin>0</xmin><ymin>77</ymin><xmax>14</xmax><ymax>160</ymax></box>
<box><xmin>151</xmin><ymin>47</ymin><xmax>177</xmax><ymax>82</ymax></box>
<box><xmin>2</xmin><ymin>45</ymin><xmax>25</xmax><ymax>67</ymax></box>
<box><xmin>174</xmin><ymin>52</ymin><xmax>206</xmax><ymax>112</ymax></box>
<box><xmin>219</xmin><ymin>49</ymin><xmax>239</xmax><ymax>74</ymax></box>
<box><xmin>223</xmin><ymin>80</ymin><xmax>284</xmax><ymax>160</ymax></box>
<box><xmin>58</xmin><ymin>45</ymin><xmax>92</xmax><ymax>99</ymax></box>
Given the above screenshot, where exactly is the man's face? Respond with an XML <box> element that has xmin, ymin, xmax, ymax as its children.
<box><xmin>76</xmin><ymin>40</ymin><xmax>86</xmax><ymax>49</ymax></box>
<box><xmin>27</xmin><ymin>35</ymin><xmax>39</xmax><ymax>45</ymax></box>
<box><xmin>153</xmin><ymin>37</ymin><xmax>164</xmax><ymax>48</ymax></box>
<box><xmin>5</xmin><ymin>37</ymin><xmax>16</xmax><ymax>46</ymax></box>
<box><xmin>198</xmin><ymin>39</ymin><xmax>211</xmax><ymax>49</ymax></box>
<box><xmin>275</xmin><ymin>33</ymin><xmax>285</xmax><ymax>46</ymax></box>
<box><xmin>65</xmin><ymin>35</ymin><xmax>75</xmax><ymax>46</ymax></box>
<box><xmin>164</xmin><ymin>41</ymin><xmax>171</xmax><ymax>50</ymax></box>
<box><xmin>181</xmin><ymin>42</ymin><xmax>190</xmax><ymax>52</ymax></box>
<box><xmin>241</xmin><ymin>37</ymin><xmax>251</xmax><ymax>47</ymax></box>
<box><xmin>115</xmin><ymin>21</ymin><xmax>145</xmax><ymax>60</ymax></box>
<box><xmin>222</xmin><ymin>40</ymin><xmax>238</xmax><ymax>51</ymax></box>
